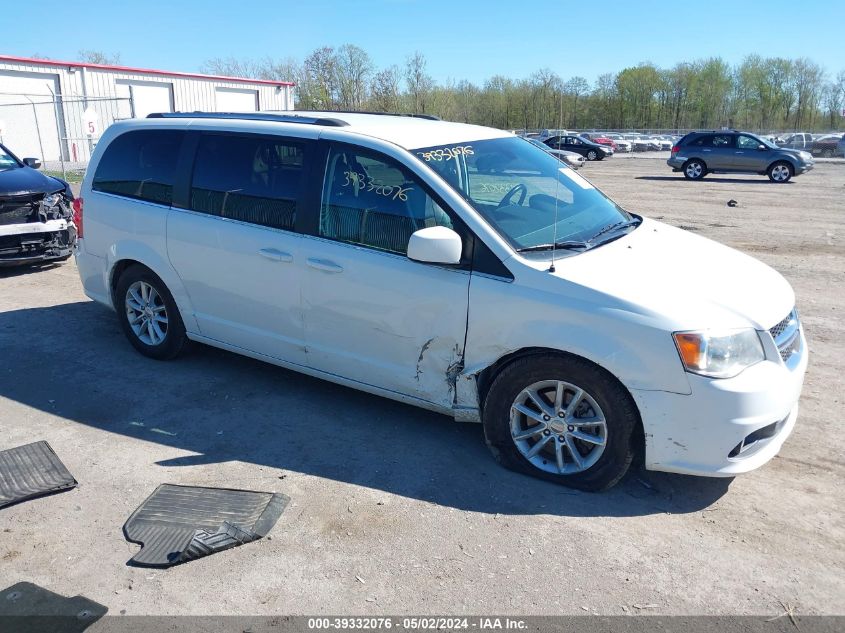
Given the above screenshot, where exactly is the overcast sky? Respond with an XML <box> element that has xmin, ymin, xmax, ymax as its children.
<box><xmin>5</xmin><ymin>0</ymin><xmax>844</xmax><ymax>84</ymax></box>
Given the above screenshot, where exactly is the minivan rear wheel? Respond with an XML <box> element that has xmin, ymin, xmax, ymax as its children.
<box><xmin>683</xmin><ymin>159</ymin><xmax>706</xmax><ymax>180</ymax></box>
<box><xmin>116</xmin><ymin>265</ymin><xmax>187</xmax><ymax>360</ymax></box>
<box><xmin>482</xmin><ymin>354</ymin><xmax>637</xmax><ymax>491</ymax></box>
<box><xmin>767</xmin><ymin>161</ymin><xmax>793</xmax><ymax>183</ymax></box>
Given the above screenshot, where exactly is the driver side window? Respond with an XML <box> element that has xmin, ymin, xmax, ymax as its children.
<box><xmin>737</xmin><ymin>135</ymin><xmax>760</xmax><ymax>149</ymax></box>
<box><xmin>319</xmin><ymin>146</ymin><xmax>453</xmax><ymax>255</ymax></box>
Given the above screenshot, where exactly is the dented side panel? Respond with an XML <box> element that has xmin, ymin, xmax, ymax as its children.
<box><xmin>300</xmin><ymin>235</ymin><xmax>470</xmax><ymax>408</ymax></box>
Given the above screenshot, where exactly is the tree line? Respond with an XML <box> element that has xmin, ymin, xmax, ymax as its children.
<box><xmin>203</xmin><ymin>47</ymin><xmax>845</xmax><ymax>133</ymax></box>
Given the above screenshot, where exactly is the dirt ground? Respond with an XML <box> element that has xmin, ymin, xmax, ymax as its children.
<box><xmin>0</xmin><ymin>158</ymin><xmax>843</xmax><ymax>618</ymax></box>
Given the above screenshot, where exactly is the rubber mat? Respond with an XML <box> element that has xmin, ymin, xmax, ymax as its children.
<box><xmin>0</xmin><ymin>441</ymin><xmax>77</xmax><ymax>509</ymax></box>
<box><xmin>0</xmin><ymin>581</ymin><xmax>107</xmax><ymax>633</ymax></box>
<box><xmin>123</xmin><ymin>484</ymin><xmax>289</xmax><ymax>567</ymax></box>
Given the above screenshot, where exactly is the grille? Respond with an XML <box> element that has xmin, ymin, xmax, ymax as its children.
<box><xmin>769</xmin><ymin>312</ymin><xmax>793</xmax><ymax>340</ymax></box>
<box><xmin>769</xmin><ymin>309</ymin><xmax>800</xmax><ymax>363</ymax></box>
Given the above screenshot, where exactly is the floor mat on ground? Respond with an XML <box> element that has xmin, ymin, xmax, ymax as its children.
<box><xmin>123</xmin><ymin>484</ymin><xmax>289</xmax><ymax>567</ymax></box>
<box><xmin>0</xmin><ymin>582</ymin><xmax>107</xmax><ymax>633</ymax></box>
<box><xmin>0</xmin><ymin>441</ymin><xmax>77</xmax><ymax>509</ymax></box>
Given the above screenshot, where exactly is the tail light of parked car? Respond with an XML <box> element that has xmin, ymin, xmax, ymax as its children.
<box><xmin>671</xmin><ymin>145</ymin><xmax>680</xmax><ymax>155</ymax></box>
<box><xmin>72</xmin><ymin>197</ymin><xmax>83</xmax><ymax>237</ymax></box>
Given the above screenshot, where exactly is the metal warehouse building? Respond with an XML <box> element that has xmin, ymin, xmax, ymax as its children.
<box><xmin>0</xmin><ymin>54</ymin><xmax>294</xmax><ymax>168</ymax></box>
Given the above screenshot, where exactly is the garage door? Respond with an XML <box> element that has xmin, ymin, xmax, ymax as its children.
<box><xmin>128</xmin><ymin>82</ymin><xmax>173</xmax><ymax>118</ymax></box>
<box><xmin>215</xmin><ymin>88</ymin><xmax>258</xmax><ymax>112</ymax></box>
<box><xmin>0</xmin><ymin>70</ymin><xmax>64</xmax><ymax>161</ymax></box>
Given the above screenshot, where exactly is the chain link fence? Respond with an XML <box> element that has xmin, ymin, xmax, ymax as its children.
<box><xmin>0</xmin><ymin>92</ymin><xmax>130</xmax><ymax>181</ymax></box>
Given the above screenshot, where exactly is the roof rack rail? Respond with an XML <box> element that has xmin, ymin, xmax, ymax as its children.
<box><xmin>146</xmin><ymin>111</ymin><xmax>349</xmax><ymax>127</ymax></box>
<box><xmin>326</xmin><ymin>110</ymin><xmax>440</xmax><ymax>121</ymax></box>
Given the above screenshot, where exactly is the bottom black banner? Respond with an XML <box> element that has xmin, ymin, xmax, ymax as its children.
<box><xmin>1</xmin><ymin>615</ymin><xmax>842</xmax><ymax>633</ymax></box>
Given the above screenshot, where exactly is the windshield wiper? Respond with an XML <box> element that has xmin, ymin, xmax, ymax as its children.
<box><xmin>517</xmin><ymin>240</ymin><xmax>590</xmax><ymax>253</ymax></box>
<box><xmin>588</xmin><ymin>219</ymin><xmax>640</xmax><ymax>244</ymax></box>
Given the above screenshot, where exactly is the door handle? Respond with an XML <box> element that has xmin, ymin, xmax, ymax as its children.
<box><xmin>702</xmin><ymin>149</ymin><xmax>711</xmax><ymax>152</ymax></box>
<box><xmin>735</xmin><ymin>151</ymin><xmax>744</xmax><ymax>154</ymax></box>
<box><xmin>307</xmin><ymin>257</ymin><xmax>344</xmax><ymax>273</ymax></box>
<box><xmin>258</xmin><ymin>248</ymin><xmax>293</xmax><ymax>263</ymax></box>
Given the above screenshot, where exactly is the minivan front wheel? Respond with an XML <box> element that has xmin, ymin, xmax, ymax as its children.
<box><xmin>768</xmin><ymin>161</ymin><xmax>793</xmax><ymax>183</ymax></box>
<box><xmin>683</xmin><ymin>159</ymin><xmax>706</xmax><ymax>180</ymax></box>
<box><xmin>483</xmin><ymin>354</ymin><xmax>637</xmax><ymax>491</ymax></box>
<box><xmin>116</xmin><ymin>265</ymin><xmax>187</xmax><ymax>360</ymax></box>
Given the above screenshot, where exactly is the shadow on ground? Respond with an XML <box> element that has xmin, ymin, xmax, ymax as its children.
<box><xmin>635</xmin><ymin>175</ymin><xmax>790</xmax><ymax>185</ymax></box>
<box><xmin>0</xmin><ymin>300</ymin><xmax>731</xmax><ymax>518</ymax></box>
<box><xmin>0</xmin><ymin>262</ymin><xmax>65</xmax><ymax>278</ymax></box>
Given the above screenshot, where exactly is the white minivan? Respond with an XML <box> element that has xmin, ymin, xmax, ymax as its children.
<box><xmin>74</xmin><ymin>112</ymin><xmax>807</xmax><ymax>491</ymax></box>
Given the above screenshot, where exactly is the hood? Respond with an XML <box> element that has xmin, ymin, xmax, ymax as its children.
<box><xmin>0</xmin><ymin>166</ymin><xmax>65</xmax><ymax>198</ymax></box>
<box><xmin>543</xmin><ymin>218</ymin><xmax>794</xmax><ymax>331</ymax></box>
<box><xmin>779</xmin><ymin>147</ymin><xmax>812</xmax><ymax>160</ymax></box>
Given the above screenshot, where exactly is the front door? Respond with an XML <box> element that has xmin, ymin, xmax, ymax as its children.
<box><xmin>300</xmin><ymin>144</ymin><xmax>470</xmax><ymax>407</ymax></box>
<box><xmin>732</xmin><ymin>134</ymin><xmax>770</xmax><ymax>172</ymax></box>
<box><xmin>167</xmin><ymin>132</ymin><xmax>312</xmax><ymax>364</ymax></box>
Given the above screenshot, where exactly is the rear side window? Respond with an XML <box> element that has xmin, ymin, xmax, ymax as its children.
<box><xmin>93</xmin><ymin>130</ymin><xmax>183</xmax><ymax>205</ymax></box>
<box><xmin>189</xmin><ymin>134</ymin><xmax>306</xmax><ymax>231</ymax></box>
<box><xmin>691</xmin><ymin>134</ymin><xmax>732</xmax><ymax>147</ymax></box>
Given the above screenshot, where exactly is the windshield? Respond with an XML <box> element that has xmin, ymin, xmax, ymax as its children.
<box><xmin>412</xmin><ymin>137</ymin><xmax>636</xmax><ymax>253</ymax></box>
<box><xmin>0</xmin><ymin>145</ymin><xmax>21</xmax><ymax>171</ymax></box>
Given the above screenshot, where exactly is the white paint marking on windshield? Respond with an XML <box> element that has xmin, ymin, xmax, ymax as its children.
<box><xmin>559</xmin><ymin>167</ymin><xmax>595</xmax><ymax>190</ymax></box>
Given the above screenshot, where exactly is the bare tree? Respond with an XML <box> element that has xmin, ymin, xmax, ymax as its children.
<box><xmin>369</xmin><ymin>66</ymin><xmax>401</xmax><ymax>112</ymax></box>
<box><xmin>564</xmin><ymin>76</ymin><xmax>589</xmax><ymax>128</ymax></box>
<box><xmin>78</xmin><ymin>50</ymin><xmax>121</xmax><ymax>65</ymax></box>
<box><xmin>300</xmin><ymin>46</ymin><xmax>339</xmax><ymax>110</ymax></box>
<box><xmin>335</xmin><ymin>44</ymin><xmax>373</xmax><ymax>110</ymax></box>
<box><xmin>405</xmin><ymin>52</ymin><xmax>434</xmax><ymax>113</ymax></box>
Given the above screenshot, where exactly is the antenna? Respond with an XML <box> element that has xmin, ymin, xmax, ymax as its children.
<box><xmin>549</xmin><ymin>164</ymin><xmax>560</xmax><ymax>273</ymax></box>
<box><xmin>549</xmin><ymin>90</ymin><xmax>565</xmax><ymax>273</ymax></box>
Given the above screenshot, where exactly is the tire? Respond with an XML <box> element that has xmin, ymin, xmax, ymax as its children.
<box><xmin>586</xmin><ymin>150</ymin><xmax>598</xmax><ymax>161</ymax></box>
<box><xmin>767</xmin><ymin>161</ymin><xmax>793</xmax><ymax>183</ymax></box>
<box><xmin>683</xmin><ymin>159</ymin><xmax>706</xmax><ymax>180</ymax></box>
<box><xmin>822</xmin><ymin>148</ymin><xmax>833</xmax><ymax>158</ymax></box>
<box><xmin>482</xmin><ymin>354</ymin><xmax>638</xmax><ymax>492</ymax></box>
<box><xmin>115</xmin><ymin>264</ymin><xmax>188</xmax><ymax>360</ymax></box>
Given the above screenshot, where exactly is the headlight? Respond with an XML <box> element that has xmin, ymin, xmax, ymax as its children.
<box><xmin>799</xmin><ymin>151</ymin><xmax>812</xmax><ymax>161</ymax></box>
<box><xmin>41</xmin><ymin>193</ymin><xmax>61</xmax><ymax>208</ymax></box>
<box><xmin>673</xmin><ymin>329</ymin><xmax>764</xmax><ymax>378</ymax></box>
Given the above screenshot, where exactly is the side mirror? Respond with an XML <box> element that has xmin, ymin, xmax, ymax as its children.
<box><xmin>407</xmin><ymin>226</ymin><xmax>462</xmax><ymax>265</ymax></box>
<box><xmin>758</xmin><ymin>144</ymin><xmax>768</xmax><ymax>151</ymax></box>
<box><xmin>23</xmin><ymin>157</ymin><xmax>42</xmax><ymax>169</ymax></box>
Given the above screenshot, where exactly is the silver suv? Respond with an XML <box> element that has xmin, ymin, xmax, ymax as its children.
<box><xmin>667</xmin><ymin>131</ymin><xmax>814</xmax><ymax>183</ymax></box>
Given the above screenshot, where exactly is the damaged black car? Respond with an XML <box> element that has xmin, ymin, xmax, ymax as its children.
<box><xmin>0</xmin><ymin>143</ymin><xmax>77</xmax><ymax>266</ymax></box>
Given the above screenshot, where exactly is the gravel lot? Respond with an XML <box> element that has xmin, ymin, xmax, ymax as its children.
<box><xmin>0</xmin><ymin>158</ymin><xmax>843</xmax><ymax>618</ymax></box>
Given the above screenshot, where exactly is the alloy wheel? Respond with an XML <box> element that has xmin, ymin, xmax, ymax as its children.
<box><xmin>771</xmin><ymin>164</ymin><xmax>791</xmax><ymax>181</ymax></box>
<box><xmin>509</xmin><ymin>380</ymin><xmax>608</xmax><ymax>475</ymax></box>
<box><xmin>685</xmin><ymin>162</ymin><xmax>703</xmax><ymax>178</ymax></box>
<box><xmin>125</xmin><ymin>281</ymin><xmax>169</xmax><ymax>346</ymax></box>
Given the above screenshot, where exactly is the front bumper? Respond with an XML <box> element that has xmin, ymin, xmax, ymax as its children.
<box><xmin>795</xmin><ymin>162</ymin><xmax>814</xmax><ymax>175</ymax></box>
<box><xmin>631</xmin><ymin>327</ymin><xmax>808</xmax><ymax>477</ymax></box>
<box><xmin>0</xmin><ymin>219</ymin><xmax>76</xmax><ymax>266</ymax></box>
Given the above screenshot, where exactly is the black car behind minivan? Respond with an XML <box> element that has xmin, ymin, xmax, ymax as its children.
<box><xmin>543</xmin><ymin>135</ymin><xmax>610</xmax><ymax>161</ymax></box>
